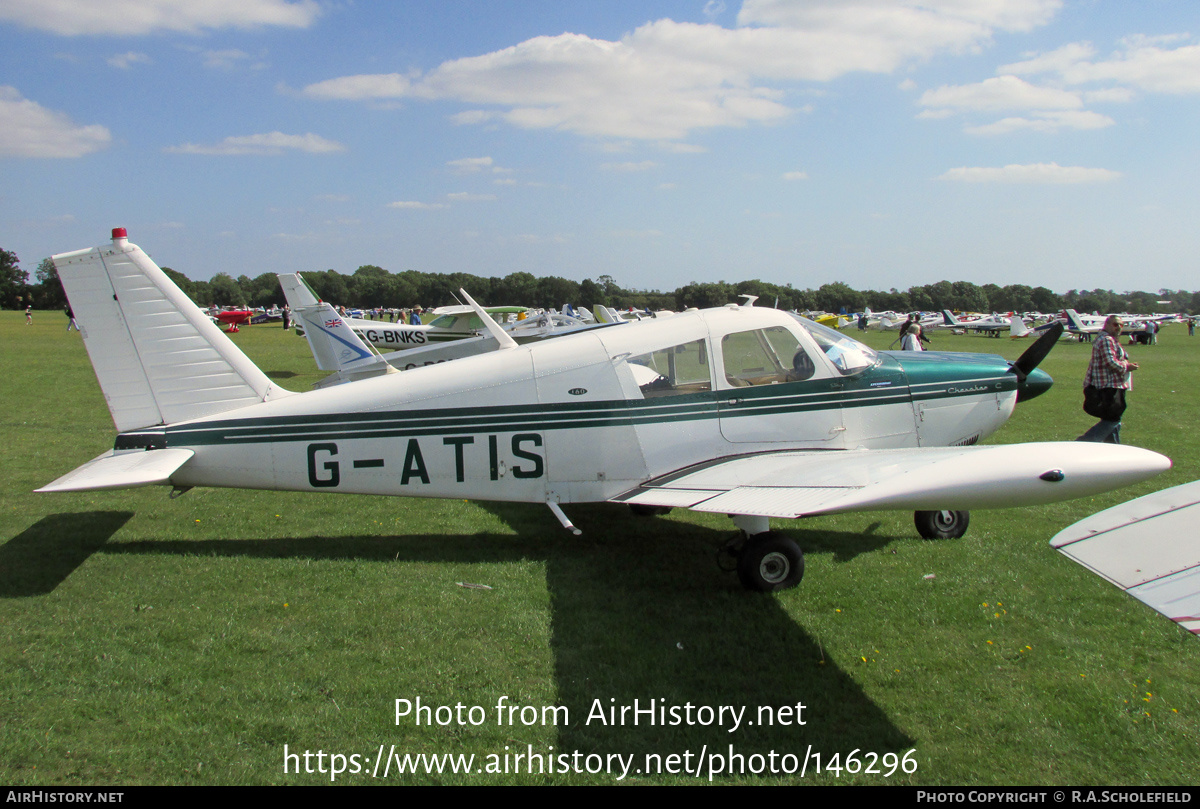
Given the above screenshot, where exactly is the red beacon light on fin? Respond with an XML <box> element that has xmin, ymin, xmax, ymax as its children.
<box><xmin>112</xmin><ymin>227</ymin><xmax>128</xmax><ymax>240</ymax></box>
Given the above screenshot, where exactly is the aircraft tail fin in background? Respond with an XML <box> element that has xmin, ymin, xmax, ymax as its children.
<box><xmin>292</xmin><ymin>301</ymin><xmax>392</xmax><ymax>373</ymax></box>
<box><xmin>53</xmin><ymin>229</ymin><xmax>292</xmax><ymax>433</ymax></box>
<box><xmin>1009</xmin><ymin>316</ymin><xmax>1032</xmax><ymax>338</ymax></box>
<box><xmin>277</xmin><ymin>272</ymin><xmax>322</xmax><ymax>309</ymax></box>
<box><xmin>941</xmin><ymin>309</ymin><xmax>961</xmax><ymax>327</ymax></box>
<box><xmin>1064</xmin><ymin>309</ymin><xmax>1087</xmax><ymax>332</ymax></box>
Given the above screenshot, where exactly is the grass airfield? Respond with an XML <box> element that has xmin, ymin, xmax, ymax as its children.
<box><xmin>2</xmin><ymin>310</ymin><xmax>1197</xmax><ymax>786</ymax></box>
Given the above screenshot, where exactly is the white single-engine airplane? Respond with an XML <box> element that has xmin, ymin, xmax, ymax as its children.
<box><xmin>41</xmin><ymin>230</ymin><xmax>1171</xmax><ymax>591</ymax></box>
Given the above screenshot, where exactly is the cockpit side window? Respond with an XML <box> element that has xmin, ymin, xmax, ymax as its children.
<box><xmin>721</xmin><ymin>326</ymin><xmax>814</xmax><ymax>387</ymax></box>
<box><xmin>786</xmin><ymin>314</ymin><xmax>878</xmax><ymax>376</ymax></box>
<box><xmin>628</xmin><ymin>339</ymin><xmax>712</xmax><ymax>397</ymax></box>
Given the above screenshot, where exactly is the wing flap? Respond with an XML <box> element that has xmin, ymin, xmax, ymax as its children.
<box><xmin>37</xmin><ymin>448</ymin><xmax>195</xmax><ymax>493</ymax></box>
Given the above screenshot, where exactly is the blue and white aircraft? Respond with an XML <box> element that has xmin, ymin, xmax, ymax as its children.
<box><xmin>40</xmin><ymin>230</ymin><xmax>1171</xmax><ymax>592</ymax></box>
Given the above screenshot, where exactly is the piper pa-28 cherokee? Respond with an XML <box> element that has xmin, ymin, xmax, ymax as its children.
<box><xmin>40</xmin><ymin>230</ymin><xmax>1171</xmax><ymax>592</ymax></box>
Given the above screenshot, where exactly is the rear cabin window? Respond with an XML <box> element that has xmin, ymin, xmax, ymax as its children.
<box><xmin>721</xmin><ymin>326</ymin><xmax>816</xmax><ymax>387</ymax></box>
<box><xmin>628</xmin><ymin>339</ymin><xmax>712</xmax><ymax>397</ymax></box>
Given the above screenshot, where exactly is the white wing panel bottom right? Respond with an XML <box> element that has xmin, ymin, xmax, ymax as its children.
<box><xmin>613</xmin><ymin>442</ymin><xmax>1171</xmax><ymax>518</ymax></box>
<box><xmin>1051</xmin><ymin>480</ymin><xmax>1200</xmax><ymax>637</ymax></box>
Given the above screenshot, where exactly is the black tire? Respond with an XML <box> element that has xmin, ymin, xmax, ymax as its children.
<box><xmin>914</xmin><ymin>510</ymin><xmax>970</xmax><ymax>539</ymax></box>
<box><xmin>736</xmin><ymin>532</ymin><xmax>804</xmax><ymax>592</ymax></box>
<box><xmin>629</xmin><ymin>504</ymin><xmax>673</xmax><ymax>517</ymax></box>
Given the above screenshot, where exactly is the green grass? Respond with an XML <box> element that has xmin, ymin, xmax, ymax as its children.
<box><xmin>1</xmin><ymin>311</ymin><xmax>1197</xmax><ymax>785</ymax></box>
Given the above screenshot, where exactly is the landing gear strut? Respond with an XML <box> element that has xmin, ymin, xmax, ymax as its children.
<box><xmin>727</xmin><ymin>515</ymin><xmax>805</xmax><ymax>592</ymax></box>
<box><xmin>914</xmin><ymin>510</ymin><xmax>970</xmax><ymax>539</ymax></box>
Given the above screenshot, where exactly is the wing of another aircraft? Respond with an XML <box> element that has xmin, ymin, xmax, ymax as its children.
<box><xmin>1051</xmin><ymin>480</ymin><xmax>1200</xmax><ymax>637</ymax></box>
<box><xmin>613</xmin><ymin>442</ymin><xmax>1169</xmax><ymax>518</ymax></box>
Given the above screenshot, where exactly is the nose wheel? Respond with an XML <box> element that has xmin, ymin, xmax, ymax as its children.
<box><xmin>914</xmin><ymin>510</ymin><xmax>970</xmax><ymax>539</ymax></box>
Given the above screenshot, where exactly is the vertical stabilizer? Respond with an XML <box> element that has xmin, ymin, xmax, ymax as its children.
<box><xmin>294</xmin><ymin>301</ymin><xmax>387</xmax><ymax>373</ymax></box>
<box><xmin>277</xmin><ymin>272</ymin><xmax>322</xmax><ymax>309</ymax></box>
<box><xmin>1064</xmin><ymin>309</ymin><xmax>1087</xmax><ymax>332</ymax></box>
<box><xmin>53</xmin><ymin>229</ymin><xmax>292</xmax><ymax>432</ymax></box>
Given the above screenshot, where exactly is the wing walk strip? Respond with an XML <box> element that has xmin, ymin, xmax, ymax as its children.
<box><xmin>114</xmin><ymin>377</ymin><xmax>1013</xmax><ymax>448</ymax></box>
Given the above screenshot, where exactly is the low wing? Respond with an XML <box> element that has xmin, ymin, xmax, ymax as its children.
<box><xmin>1051</xmin><ymin>480</ymin><xmax>1200</xmax><ymax>637</ymax></box>
<box><xmin>612</xmin><ymin>442</ymin><xmax>1169</xmax><ymax>518</ymax></box>
<box><xmin>37</xmin><ymin>448</ymin><xmax>195</xmax><ymax>493</ymax></box>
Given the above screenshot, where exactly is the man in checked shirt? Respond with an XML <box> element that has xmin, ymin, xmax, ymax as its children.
<box><xmin>1077</xmin><ymin>315</ymin><xmax>1140</xmax><ymax>444</ymax></box>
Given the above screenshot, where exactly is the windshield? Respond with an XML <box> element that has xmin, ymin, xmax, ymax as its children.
<box><xmin>786</xmin><ymin>313</ymin><xmax>878</xmax><ymax>375</ymax></box>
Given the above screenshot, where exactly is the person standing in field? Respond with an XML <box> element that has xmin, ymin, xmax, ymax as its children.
<box><xmin>1078</xmin><ymin>315</ymin><xmax>1138</xmax><ymax>444</ymax></box>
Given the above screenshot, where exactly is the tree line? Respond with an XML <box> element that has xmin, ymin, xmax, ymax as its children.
<box><xmin>3</xmin><ymin>246</ymin><xmax>1197</xmax><ymax>316</ymax></box>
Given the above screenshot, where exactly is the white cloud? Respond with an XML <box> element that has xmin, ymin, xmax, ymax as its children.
<box><xmin>447</xmin><ymin>156</ymin><xmax>515</xmax><ymax>176</ymax></box>
<box><xmin>963</xmin><ymin>109</ymin><xmax>1113</xmax><ymax>135</ymax></box>
<box><xmin>0</xmin><ymin>0</ymin><xmax>320</xmax><ymax>36</ymax></box>
<box><xmin>202</xmin><ymin>49</ymin><xmax>255</xmax><ymax>70</ymax></box>
<box><xmin>303</xmin><ymin>73</ymin><xmax>414</xmax><ymax>100</ymax></box>
<box><xmin>447</xmin><ymin>156</ymin><xmax>493</xmax><ymax>173</ymax></box>
<box><xmin>738</xmin><ymin>0</ymin><xmax>1061</xmax><ymax>34</ymax></box>
<box><xmin>918</xmin><ymin>75</ymin><xmax>1118</xmax><ymax>134</ymax></box>
<box><xmin>782</xmin><ymin>170</ymin><xmax>808</xmax><ymax>181</ymax></box>
<box><xmin>657</xmin><ymin>141</ymin><xmax>707</xmax><ymax>154</ymax></box>
<box><xmin>600</xmin><ymin>161</ymin><xmax>659</xmax><ymax>172</ymax></box>
<box><xmin>1003</xmin><ymin>36</ymin><xmax>1200</xmax><ymax>94</ymax></box>
<box><xmin>302</xmin><ymin>0</ymin><xmax>1063</xmax><ymax>141</ymax></box>
<box><xmin>703</xmin><ymin>1</ymin><xmax>727</xmax><ymax>22</ymax></box>
<box><xmin>612</xmin><ymin>229</ymin><xmax>664</xmax><ymax>239</ymax></box>
<box><xmin>513</xmin><ymin>233</ymin><xmax>570</xmax><ymax>245</ymax></box>
<box><xmin>449</xmin><ymin>110</ymin><xmax>495</xmax><ymax>126</ymax></box>
<box><xmin>0</xmin><ymin>86</ymin><xmax>111</xmax><ymax>158</ymax></box>
<box><xmin>107</xmin><ymin>51</ymin><xmax>152</xmax><ymax>69</ymax></box>
<box><xmin>165</xmin><ymin>131</ymin><xmax>344</xmax><ymax>155</ymax></box>
<box><xmin>388</xmin><ymin>201</ymin><xmax>448</xmax><ymax>210</ymax></box>
<box><xmin>920</xmin><ymin>75</ymin><xmax>1082</xmax><ymax>112</ymax></box>
<box><xmin>938</xmin><ymin>162</ymin><xmax>1121</xmax><ymax>184</ymax></box>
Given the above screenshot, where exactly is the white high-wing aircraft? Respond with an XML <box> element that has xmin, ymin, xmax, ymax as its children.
<box><xmin>40</xmin><ymin>230</ymin><xmax>1171</xmax><ymax>592</ymax></box>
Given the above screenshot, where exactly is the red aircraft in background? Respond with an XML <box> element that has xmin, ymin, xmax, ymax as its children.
<box><xmin>209</xmin><ymin>307</ymin><xmax>254</xmax><ymax>332</ymax></box>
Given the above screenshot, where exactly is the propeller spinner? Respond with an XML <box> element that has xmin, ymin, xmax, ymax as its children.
<box><xmin>1010</xmin><ymin>321</ymin><xmax>1063</xmax><ymax>402</ymax></box>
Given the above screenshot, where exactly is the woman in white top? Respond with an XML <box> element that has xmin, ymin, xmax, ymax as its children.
<box><xmin>901</xmin><ymin>323</ymin><xmax>924</xmax><ymax>351</ymax></box>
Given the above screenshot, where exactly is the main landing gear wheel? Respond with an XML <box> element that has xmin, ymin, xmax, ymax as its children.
<box><xmin>914</xmin><ymin>510</ymin><xmax>970</xmax><ymax>539</ymax></box>
<box><xmin>736</xmin><ymin>531</ymin><xmax>805</xmax><ymax>592</ymax></box>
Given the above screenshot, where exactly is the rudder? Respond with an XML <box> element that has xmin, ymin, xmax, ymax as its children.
<box><xmin>54</xmin><ymin>228</ymin><xmax>291</xmax><ymax>432</ymax></box>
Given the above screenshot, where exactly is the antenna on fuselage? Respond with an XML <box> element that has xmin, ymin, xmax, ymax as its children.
<box><xmin>739</xmin><ymin>295</ymin><xmax>758</xmax><ymax>308</ymax></box>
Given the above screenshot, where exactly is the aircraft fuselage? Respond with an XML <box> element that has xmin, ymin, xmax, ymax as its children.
<box><xmin>112</xmin><ymin>307</ymin><xmax>1036</xmax><ymax>505</ymax></box>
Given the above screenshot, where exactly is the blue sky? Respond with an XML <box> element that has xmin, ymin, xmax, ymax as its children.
<box><xmin>2</xmin><ymin>1</ymin><xmax>1199</xmax><ymax>297</ymax></box>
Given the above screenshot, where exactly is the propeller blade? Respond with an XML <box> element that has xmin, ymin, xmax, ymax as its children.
<box><xmin>1010</xmin><ymin>321</ymin><xmax>1063</xmax><ymax>383</ymax></box>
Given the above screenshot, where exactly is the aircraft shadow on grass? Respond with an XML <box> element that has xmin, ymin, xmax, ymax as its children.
<box><xmin>0</xmin><ymin>511</ymin><xmax>132</xmax><ymax>597</ymax></box>
<box><xmin>83</xmin><ymin>500</ymin><xmax>913</xmax><ymax>765</ymax></box>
